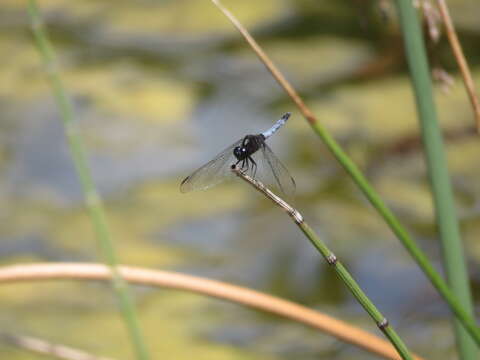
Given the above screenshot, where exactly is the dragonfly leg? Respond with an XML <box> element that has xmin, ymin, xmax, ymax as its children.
<box><xmin>248</xmin><ymin>156</ymin><xmax>257</xmax><ymax>178</ymax></box>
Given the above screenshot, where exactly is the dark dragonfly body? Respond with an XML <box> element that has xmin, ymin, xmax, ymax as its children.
<box><xmin>180</xmin><ymin>112</ymin><xmax>295</xmax><ymax>195</ymax></box>
<box><xmin>233</xmin><ymin>134</ymin><xmax>265</xmax><ymax>177</ymax></box>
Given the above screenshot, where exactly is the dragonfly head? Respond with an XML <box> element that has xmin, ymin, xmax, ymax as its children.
<box><xmin>233</xmin><ymin>146</ymin><xmax>247</xmax><ymax>160</ymax></box>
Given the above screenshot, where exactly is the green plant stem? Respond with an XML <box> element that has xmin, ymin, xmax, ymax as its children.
<box><xmin>394</xmin><ymin>1</ymin><xmax>477</xmax><ymax>358</ymax></box>
<box><xmin>232</xmin><ymin>168</ymin><xmax>414</xmax><ymax>360</ymax></box>
<box><xmin>26</xmin><ymin>2</ymin><xmax>150</xmax><ymax>360</ymax></box>
<box><xmin>301</xmin><ymin>224</ymin><xmax>413</xmax><ymax>360</ymax></box>
<box><xmin>210</xmin><ymin>0</ymin><xmax>480</xmax><ymax>345</ymax></box>
<box><xmin>309</xmin><ymin>121</ymin><xmax>480</xmax><ymax>346</ymax></box>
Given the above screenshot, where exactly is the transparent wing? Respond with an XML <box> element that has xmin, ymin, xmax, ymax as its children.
<box><xmin>180</xmin><ymin>138</ymin><xmax>243</xmax><ymax>193</ymax></box>
<box><xmin>252</xmin><ymin>143</ymin><xmax>296</xmax><ymax>197</ymax></box>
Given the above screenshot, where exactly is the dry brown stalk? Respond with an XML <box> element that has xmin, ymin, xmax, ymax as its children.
<box><xmin>436</xmin><ymin>0</ymin><xmax>480</xmax><ymax>132</ymax></box>
<box><xmin>0</xmin><ymin>262</ymin><xmax>425</xmax><ymax>360</ymax></box>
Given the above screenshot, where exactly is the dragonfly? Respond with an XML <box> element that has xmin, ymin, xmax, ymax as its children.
<box><xmin>180</xmin><ymin>112</ymin><xmax>295</xmax><ymax>196</ymax></box>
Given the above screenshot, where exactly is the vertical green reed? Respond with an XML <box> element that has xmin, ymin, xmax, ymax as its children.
<box><xmin>26</xmin><ymin>2</ymin><xmax>150</xmax><ymax>359</ymax></box>
<box><xmin>394</xmin><ymin>1</ymin><xmax>476</xmax><ymax>358</ymax></box>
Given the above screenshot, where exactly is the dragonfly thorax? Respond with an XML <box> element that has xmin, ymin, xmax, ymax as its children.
<box><xmin>233</xmin><ymin>135</ymin><xmax>264</xmax><ymax>161</ymax></box>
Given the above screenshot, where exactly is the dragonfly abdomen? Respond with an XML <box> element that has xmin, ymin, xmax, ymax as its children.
<box><xmin>261</xmin><ymin>112</ymin><xmax>290</xmax><ymax>139</ymax></box>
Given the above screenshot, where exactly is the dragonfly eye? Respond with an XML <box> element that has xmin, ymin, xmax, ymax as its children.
<box><xmin>233</xmin><ymin>146</ymin><xmax>247</xmax><ymax>160</ymax></box>
<box><xmin>233</xmin><ymin>146</ymin><xmax>242</xmax><ymax>159</ymax></box>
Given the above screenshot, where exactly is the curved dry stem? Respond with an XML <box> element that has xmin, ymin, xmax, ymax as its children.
<box><xmin>0</xmin><ymin>263</ymin><xmax>424</xmax><ymax>360</ymax></box>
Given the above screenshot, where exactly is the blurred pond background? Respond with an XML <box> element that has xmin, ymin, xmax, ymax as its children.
<box><xmin>1</xmin><ymin>0</ymin><xmax>480</xmax><ymax>359</ymax></box>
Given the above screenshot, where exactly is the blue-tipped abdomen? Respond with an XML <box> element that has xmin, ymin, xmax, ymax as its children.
<box><xmin>261</xmin><ymin>112</ymin><xmax>291</xmax><ymax>139</ymax></box>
